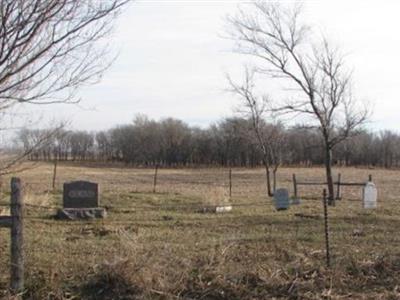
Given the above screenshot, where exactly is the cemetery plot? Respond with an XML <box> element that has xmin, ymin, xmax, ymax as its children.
<box><xmin>0</xmin><ymin>164</ymin><xmax>398</xmax><ymax>299</ymax></box>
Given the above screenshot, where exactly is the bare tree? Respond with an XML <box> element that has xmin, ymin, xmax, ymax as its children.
<box><xmin>228</xmin><ymin>2</ymin><xmax>368</xmax><ymax>205</ymax></box>
<box><xmin>0</xmin><ymin>0</ymin><xmax>129</xmax><ymax>172</ymax></box>
<box><xmin>228</xmin><ymin>67</ymin><xmax>286</xmax><ymax>197</ymax></box>
<box><xmin>19</xmin><ymin>117</ymin><xmax>400</xmax><ymax>169</ymax></box>
<box><xmin>12</xmin><ymin>123</ymin><xmax>64</xmax><ymax>174</ymax></box>
<box><xmin>0</xmin><ymin>0</ymin><xmax>129</xmax><ymax>105</ymax></box>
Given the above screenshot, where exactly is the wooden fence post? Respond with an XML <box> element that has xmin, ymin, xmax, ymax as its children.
<box><xmin>229</xmin><ymin>168</ymin><xmax>232</xmax><ymax>199</ymax></box>
<box><xmin>52</xmin><ymin>159</ymin><xmax>58</xmax><ymax>190</ymax></box>
<box><xmin>336</xmin><ymin>173</ymin><xmax>341</xmax><ymax>200</ymax></box>
<box><xmin>322</xmin><ymin>189</ymin><xmax>331</xmax><ymax>268</ymax></box>
<box><xmin>153</xmin><ymin>164</ymin><xmax>159</xmax><ymax>193</ymax></box>
<box><xmin>10</xmin><ymin>177</ymin><xmax>24</xmax><ymax>294</ymax></box>
<box><xmin>292</xmin><ymin>174</ymin><xmax>297</xmax><ymax>199</ymax></box>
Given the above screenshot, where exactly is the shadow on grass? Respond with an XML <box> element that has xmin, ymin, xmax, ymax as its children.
<box><xmin>79</xmin><ymin>269</ymin><xmax>141</xmax><ymax>300</ymax></box>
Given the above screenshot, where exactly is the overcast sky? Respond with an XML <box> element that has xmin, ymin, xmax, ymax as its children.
<box><xmin>23</xmin><ymin>0</ymin><xmax>400</xmax><ymax>132</ymax></box>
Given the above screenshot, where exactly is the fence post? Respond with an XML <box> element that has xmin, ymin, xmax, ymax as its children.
<box><xmin>368</xmin><ymin>174</ymin><xmax>372</xmax><ymax>182</ymax></box>
<box><xmin>10</xmin><ymin>177</ymin><xmax>24</xmax><ymax>294</ymax></box>
<box><xmin>52</xmin><ymin>159</ymin><xmax>58</xmax><ymax>190</ymax></box>
<box><xmin>229</xmin><ymin>168</ymin><xmax>232</xmax><ymax>199</ymax></box>
<box><xmin>153</xmin><ymin>164</ymin><xmax>159</xmax><ymax>193</ymax></box>
<box><xmin>336</xmin><ymin>173</ymin><xmax>341</xmax><ymax>200</ymax></box>
<box><xmin>322</xmin><ymin>189</ymin><xmax>331</xmax><ymax>268</ymax></box>
<box><xmin>292</xmin><ymin>174</ymin><xmax>297</xmax><ymax>199</ymax></box>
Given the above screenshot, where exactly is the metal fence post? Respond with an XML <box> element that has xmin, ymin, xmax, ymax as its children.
<box><xmin>322</xmin><ymin>189</ymin><xmax>331</xmax><ymax>268</ymax></box>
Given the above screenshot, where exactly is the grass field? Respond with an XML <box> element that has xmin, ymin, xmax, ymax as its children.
<box><xmin>0</xmin><ymin>162</ymin><xmax>400</xmax><ymax>299</ymax></box>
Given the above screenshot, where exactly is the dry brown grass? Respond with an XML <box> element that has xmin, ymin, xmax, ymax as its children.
<box><xmin>0</xmin><ymin>162</ymin><xmax>399</xmax><ymax>299</ymax></box>
<box><xmin>202</xmin><ymin>186</ymin><xmax>231</xmax><ymax>207</ymax></box>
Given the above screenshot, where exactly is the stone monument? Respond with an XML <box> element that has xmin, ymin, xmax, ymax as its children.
<box><xmin>273</xmin><ymin>188</ymin><xmax>290</xmax><ymax>210</ymax></box>
<box><xmin>362</xmin><ymin>182</ymin><xmax>377</xmax><ymax>209</ymax></box>
<box><xmin>57</xmin><ymin>181</ymin><xmax>106</xmax><ymax>220</ymax></box>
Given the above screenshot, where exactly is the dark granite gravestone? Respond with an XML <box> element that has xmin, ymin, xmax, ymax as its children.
<box><xmin>273</xmin><ymin>188</ymin><xmax>290</xmax><ymax>210</ymax></box>
<box><xmin>57</xmin><ymin>181</ymin><xmax>106</xmax><ymax>220</ymax></box>
<box><xmin>63</xmin><ymin>181</ymin><xmax>98</xmax><ymax>208</ymax></box>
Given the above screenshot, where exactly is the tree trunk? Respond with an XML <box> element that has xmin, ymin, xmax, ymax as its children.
<box><xmin>324</xmin><ymin>146</ymin><xmax>335</xmax><ymax>206</ymax></box>
<box><xmin>264</xmin><ymin>158</ymin><xmax>273</xmax><ymax>197</ymax></box>
<box><xmin>273</xmin><ymin>167</ymin><xmax>278</xmax><ymax>193</ymax></box>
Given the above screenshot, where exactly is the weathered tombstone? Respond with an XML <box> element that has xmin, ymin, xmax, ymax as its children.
<box><xmin>362</xmin><ymin>182</ymin><xmax>377</xmax><ymax>209</ymax></box>
<box><xmin>273</xmin><ymin>188</ymin><xmax>290</xmax><ymax>210</ymax></box>
<box><xmin>57</xmin><ymin>181</ymin><xmax>106</xmax><ymax>220</ymax></box>
<box><xmin>63</xmin><ymin>181</ymin><xmax>98</xmax><ymax>208</ymax></box>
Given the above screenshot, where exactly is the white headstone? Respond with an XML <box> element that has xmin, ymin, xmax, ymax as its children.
<box><xmin>273</xmin><ymin>188</ymin><xmax>290</xmax><ymax>210</ymax></box>
<box><xmin>362</xmin><ymin>182</ymin><xmax>377</xmax><ymax>209</ymax></box>
<box><xmin>216</xmin><ymin>205</ymin><xmax>232</xmax><ymax>213</ymax></box>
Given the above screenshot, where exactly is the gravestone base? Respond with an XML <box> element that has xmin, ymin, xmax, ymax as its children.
<box><xmin>56</xmin><ymin>208</ymin><xmax>107</xmax><ymax>220</ymax></box>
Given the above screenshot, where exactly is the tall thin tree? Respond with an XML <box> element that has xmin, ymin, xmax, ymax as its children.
<box><xmin>228</xmin><ymin>1</ymin><xmax>368</xmax><ymax>204</ymax></box>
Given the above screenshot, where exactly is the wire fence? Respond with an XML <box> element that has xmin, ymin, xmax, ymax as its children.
<box><xmin>0</xmin><ymin>166</ymin><xmax>397</xmax><ymax>297</ymax></box>
<box><xmin>0</xmin><ymin>167</ymin><xmax>388</xmax><ymax>248</ymax></box>
<box><xmin>0</xmin><ymin>164</ymin><xmax>388</xmax><ymax>202</ymax></box>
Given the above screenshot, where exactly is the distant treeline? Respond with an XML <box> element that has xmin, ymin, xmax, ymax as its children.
<box><xmin>17</xmin><ymin>116</ymin><xmax>400</xmax><ymax>168</ymax></box>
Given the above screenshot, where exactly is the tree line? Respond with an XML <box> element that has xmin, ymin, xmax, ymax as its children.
<box><xmin>17</xmin><ymin>115</ymin><xmax>400</xmax><ymax>168</ymax></box>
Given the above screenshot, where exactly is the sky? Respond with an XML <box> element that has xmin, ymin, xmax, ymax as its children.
<box><xmin>21</xmin><ymin>0</ymin><xmax>400</xmax><ymax>133</ymax></box>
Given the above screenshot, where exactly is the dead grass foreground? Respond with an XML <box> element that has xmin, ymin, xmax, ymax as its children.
<box><xmin>0</xmin><ymin>163</ymin><xmax>399</xmax><ymax>299</ymax></box>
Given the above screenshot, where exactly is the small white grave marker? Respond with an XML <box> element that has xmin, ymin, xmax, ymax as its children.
<box><xmin>273</xmin><ymin>188</ymin><xmax>290</xmax><ymax>210</ymax></box>
<box><xmin>216</xmin><ymin>205</ymin><xmax>232</xmax><ymax>213</ymax></box>
<box><xmin>362</xmin><ymin>182</ymin><xmax>377</xmax><ymax>209</ymax></box>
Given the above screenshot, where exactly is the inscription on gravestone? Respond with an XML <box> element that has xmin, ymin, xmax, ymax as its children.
<box><xmin>273</xmin><ymin>188</ymin><xmax>290</xmax><ymax>210</ymax></box>
<box><xmin>363</xmin><ymin>182</ymin><xmax>377</xmax><ymax>209</ymax></box>
<box><xmin>63</xmin><ymin>181</ymin><xmax>98</xmax><ymax>208</ymax></box>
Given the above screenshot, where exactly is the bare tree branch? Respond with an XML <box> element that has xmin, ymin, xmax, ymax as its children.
<box><xmin>227</xmin><ymin>67</ymin><xmax>288</xmax><ymax>197</ymax></box>
<box><xmin>0</xmin><ymin>0</ymin><xmax>129</xmax><ymax>106</ymax></box>
<box><xmin>227</xmin><ymin>1</ymin><xmax>369</xmax><ymax>204</ymax></box>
